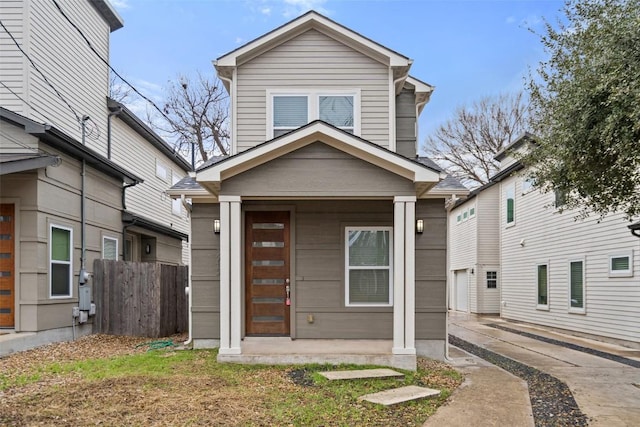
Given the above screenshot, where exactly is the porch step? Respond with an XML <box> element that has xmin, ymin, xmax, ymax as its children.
<box><xmin>319</xmin><ymin>368</ymin><xmax>405</xmax><ymax>380</ymax></box>
<box><xmin>359</xmin><ymin>385</ymin><xmax>441</xmax><ymax>406</ymax></box>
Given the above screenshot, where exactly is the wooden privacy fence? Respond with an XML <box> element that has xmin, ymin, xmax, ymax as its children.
<box><xmin>93</xmin><ymin>260</ymin><xmax>188</xmax><ymax>337</ymax></box>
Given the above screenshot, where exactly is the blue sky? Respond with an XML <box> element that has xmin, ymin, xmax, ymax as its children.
<box><xmin>109</xmin><ymin>0</ymin><xmax>565</xmax><ymax>145</ymax></box>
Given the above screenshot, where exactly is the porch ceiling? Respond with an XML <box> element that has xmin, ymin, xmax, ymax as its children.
<box><xmin>196</xmin><ymin>121</ymin><xmax>445</xmax><ymax>198</ymax></box>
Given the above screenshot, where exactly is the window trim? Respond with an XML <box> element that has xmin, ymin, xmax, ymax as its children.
<box><xmin>462</xmin><ymin>210</ymin><xmax>469</xmax><ymax>222</ymax></box>
<box><xmin>609</xmin><ymin>251</ymin><xmax>633</xmax><ymax>277</ymax></box>
<box><xmin>50</xmin><ymin>224</ymin><xmax>73</xmax><ymax>299</ymax></box>
<box><xmin>267</xmin><ymin>88</ymin><xmax>361</xmax><ymax>139</ymax></box>
<box><xmin>155</xmin><ymin>159</ymin><xmax>169</xmax><ymax>182</ymax></box>
<box><xmin>469</xmin><ymin>206</ymin><xmax>476</xmax><ymax>219</ymax></box>
<box><xmin>568</xmin><ymin>258</ymin><xmax>586</xmax><ymax>314</ymax></box>
<box><xmin>486</xmin><ymin>270</ymin><xmax>497</xmax><ymax>289</ymax></box>
<box><xmin>102</xmin><ymin>236</ymin><xmax>119</xmax><ymax>260</ymax></box>
<box><xmin>344</xmin><ymin>226</ymin><xmax>393</xmax><ymax>307</ymax></box>
<box><xmin>536</xmin><ymin>262</ymin><xmax>549</xmax><ymax>310</ymax></box>
<box><xmin>456</xmin><ymin>213</ymin><xmax>462</xmax><ymax>224</ymax></box>
<box><xmin>505</xmin><ymin>183</ymin><xmax>515</xmax><ymax>227</ymax></box>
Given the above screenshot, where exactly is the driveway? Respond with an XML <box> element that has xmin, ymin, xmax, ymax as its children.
<box><xmin>446</xmin><ymin>312</ymin><xmax>640</xmax><ymax>426</ymax></box>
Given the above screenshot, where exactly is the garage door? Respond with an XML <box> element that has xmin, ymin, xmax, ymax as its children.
<box><xmin>455</xmin><ymin>270</ymin><xmax>468</xmax><ymax>312</ymax></box>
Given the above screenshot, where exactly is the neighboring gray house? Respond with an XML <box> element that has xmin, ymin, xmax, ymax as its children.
<box><xmin>0</xmin><ymin>1</ymin><xmax>190</xmax><ymax>343</ymax></box>
<box><xmin>449</xmin><ymin>133</ymin><xmax>640</xmax><ymax>346</ymax></box>
<box><xmin>169</xmin><ymin>12</ymin><xmax>466</xmax><ymax>369</ymax></box>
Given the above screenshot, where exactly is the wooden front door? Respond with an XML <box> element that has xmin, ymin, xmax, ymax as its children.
<box><xmin>0</xmin><ymin>204</ymin><xmax>15</xmax><ymax>328</ymax></box>
<box><xmin>245</xmin><ymin>211</ymin><xmax>290</xmax><ymax>336</ymax></box>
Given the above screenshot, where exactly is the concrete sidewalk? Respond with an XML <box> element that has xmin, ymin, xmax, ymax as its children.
<box><xmin>424</xmin><ymin>345</ymin><xmax>534</xmax><ymax>427</ymax></box>
<box><xmin>435</xmin><ymin>312</ymin><xmax>640</xmax><ymax>427</ymax></box>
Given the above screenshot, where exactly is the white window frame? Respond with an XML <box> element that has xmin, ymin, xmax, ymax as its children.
<box><xmin>155</xmin><ymin>159</ymin><xmax>168</xmax><ymax>182</ymax></box>
<box><xmin>568</xmin><ymin>258</ymin><xmax>586</xmax><ymax>314</ymax></box>
<box><xmin>344</xmin><ymin>226</ymin><xmax>393</xmax><ymax>307</ymax></box>
<box><xmin>171</xmin><ymin>172</ymin><xmax>182</xmax><ymax>217</ymax></box>
<box><xmin>609</xmin><ymin>251</ymin><xmax>633</xmax><ymax>277</ymax></box>
<box><xmin>505</xmin><ymin>183</ymin><xmax>515</xmax><ymax>227</ymax></box>
<box><xmin>267</xmin><ymin>89</ymin><xmax>361</xmax><ymax>139</ymax></box>
<box><xmin>102</xmin><ymin>236</ymin><xmax>118</xmax><ymax>260</ymax></box>
<box><xmin>50</xmin><ymin>224</ymin><xmax>73</xmax><ymax>298</ymax></box>
<box><xmin>486</xmin><ymin>271</ymin><xmax>497</xmax><ymax>289</ymax></box>
<box><xmin>462</xmin><ymin>209</ymin><xmax>469</xmax><ymax>222</ymax></box>
<box><xmin>456</xmin><ymin>213</ymin><xmax>462</xmax><ymax>224</ymax></box>
<box><xmin>522</xmin><ymin>177</ymin><xmax>534</xmax><ymax>195</ymax></box>
<box><xmin>536</xmin><ymin>262</ymin><xmax>549</xmax><ymax>310</ymax></box>
<box><xmin>469</xmin><ymin>206</ymin><xmax>476</xmax><ymax>219</ymax></box>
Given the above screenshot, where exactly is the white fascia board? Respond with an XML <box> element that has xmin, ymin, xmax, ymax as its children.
<box><xmin>215</xmin><ymin>12</ymin><xmax>411</xmax><ymax>68</ymax></box>
<box><xmin>196</xmin><ymin>122</ymin><xmax>441</xmax><ymax>185</ymax></box>
<box><xmin>406</xmin><ymin>76</ymin><xmax>435</xmax><ymax>94</ymax></box>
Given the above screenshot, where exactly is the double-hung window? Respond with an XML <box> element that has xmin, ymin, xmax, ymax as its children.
<box><xmin>537</xmin><ymin>263</ymin><xmax>548</xmax><ymax>309</ymax></box>
<box><xmin>50</xmin><ymin>225</ymin><xmax>72</xmax><ymax>298</ymax></box>
<box><xmin>345</xmin><ymin>227</ymin><xmax>392</xmax><ymax>306</ymax></box>
<box><xmin>486</xmin><ymin>271</ymin><xmax>497</xmax><ymax>289</ymax></box>
<box><xmin>269</xmin><ymin>90</ymin><xmax>359</xmax><ymax>139</ymax></box>
<box><xmin>569</xmin><ymin>259</ymin><xmax>585</xmax><ymax>312</ymax></box>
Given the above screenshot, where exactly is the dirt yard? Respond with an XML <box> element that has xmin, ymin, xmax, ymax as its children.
<box><xmin>0</xmin><ymin>334</ymin><xmax>461</xmax><ymax>426</ymax></box>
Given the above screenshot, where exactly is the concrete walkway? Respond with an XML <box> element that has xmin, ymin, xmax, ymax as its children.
<box><xmin>436</xmin><ymin>312</ymin><xmax>640</xmax><ymax>427</ymax></box>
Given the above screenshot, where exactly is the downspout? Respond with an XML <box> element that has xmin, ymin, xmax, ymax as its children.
<box><xmin>391</xmin><ymin>72</ymin><xmax>408</xmax><ymax>152</ymax></box>
<box><xmin>107</xmin><ymin>106</ymin><xmax>123</xmax><ymax>160</ymax></box>
<box><xmin>121</xmin><ymin>183</ymin><xmax>138</xmax><ymax>260</ymax></box>
<box><xmin>218</xmin><ymin>72</ymin><xmax>233</xmax><ymax>155</ymax></box>
<box><xmin>79</xmin><ymin>116</ymin><xmax>90</xmax><ymax>285</ymax></box>
<box><xmin>181</xmin><ymin>194</ymin><xmax>194</xmax><ymax>346</ymax></box>
<box><xmin>443</xmin><ymin>194</ymin><xmax>458</xmax><ymax>362</ymax></box>
<box><xmin>414</xmin><ymin>99</ymin><xmax>428</xmax><ymax>157</ymax></box>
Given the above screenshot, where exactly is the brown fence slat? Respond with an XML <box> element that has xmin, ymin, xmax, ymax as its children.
<box><xmin>92</xmin><ymin>260</ymin><xmax>188</xmax><ymax>338</ymax></box>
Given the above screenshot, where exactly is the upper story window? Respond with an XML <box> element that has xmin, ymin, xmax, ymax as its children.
<box><xmin>505</xmin><ymin>184</ymin><xmax>515</xmax><ymax>226</ymax></box>
<box><xmin>269</xmin><ymin>89</ymin><xmax>360</xmax><ymax>139</ymax></box>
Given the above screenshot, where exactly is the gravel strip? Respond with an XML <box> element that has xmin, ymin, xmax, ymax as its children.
<box><xmin>488</xmin><ymin>323</ymin><xmax>640</xmax><ymax>368</ymax></box>
<box><xmin>449</xmin><ymin>334</ymin><xmax>589</xmax><ymax>427</ymax></box>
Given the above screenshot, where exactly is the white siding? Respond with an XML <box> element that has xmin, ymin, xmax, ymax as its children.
<box><xmin>235</xmin><ymin>29</ymin><xmax>390</xmax><ymax>152</ymax></box>
<box><xmin>109</xmin><ymin>118</ymin><xmax>190</xmax><ymax>243</ymax></box>
<box><xmin>476</xmin><ymin>186</ymin><xmax>500</xmax><ymax>313</ymax></box>
<box><xmin>500</xmin><ymin>175</ymin><xmax>640</xmax><ymax>343</ymax></box>
<box><xmin>25</xmin><ymin>0</ymin><xmax>110</xmax><ymax>154</ymax></box>
<box><xmin>449</xmin><ymin>201</ymin><xmax>477</xmax><ymax>312</ymax></box>
<box><xmin>0</xmin><ymin>0</ymin><xmax>27</xmax><ymax>113</ymax></box>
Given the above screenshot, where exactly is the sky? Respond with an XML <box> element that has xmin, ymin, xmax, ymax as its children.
<box><xmin>108</xmin><ymin>0</ymin><xmax>566</xmax><ymax>148</ymax></box>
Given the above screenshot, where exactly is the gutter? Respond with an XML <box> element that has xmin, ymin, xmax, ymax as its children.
<box><xmin>180</xmin><ymin>194</ymin><xmax>194</xmax><ymax>346</ymax></box>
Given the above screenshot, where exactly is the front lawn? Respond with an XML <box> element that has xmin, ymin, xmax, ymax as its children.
<box><xmin>0</xmin><ymin>335</ymin><xmax>461</xmax><ymax>426</ymax></box>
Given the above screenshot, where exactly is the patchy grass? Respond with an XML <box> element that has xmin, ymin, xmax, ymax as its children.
<box><xmin>0</xmin><ymin>336</ymin><xmax>462</xmax><ymax>426</ymax></box>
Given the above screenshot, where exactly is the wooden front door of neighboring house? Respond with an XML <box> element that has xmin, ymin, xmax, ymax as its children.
<box><xmin>0</xmin><ymin>204</ymin><xmax>15</xmax><ymax>328</ymax></box>
<box><xmin>245</xmin><ymin>211</ymin><xmax>290</xmax><ymax>336</ymax></box>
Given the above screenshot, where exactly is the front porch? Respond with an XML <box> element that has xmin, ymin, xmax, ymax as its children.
<box><xmin>217</xmin><ymin>337</ymin><xmax>416</xmax><ymax>370</ymax></box>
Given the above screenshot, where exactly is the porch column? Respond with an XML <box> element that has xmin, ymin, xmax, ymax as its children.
<box><xmin>218</xmin><ymin>195</ymin><xmax>242</xmax><ymax>355</ymax></box>
<box><xmin>393</xmin><ymin>196</ymin><xmax>417</xmax><ymax>355</ymax></box>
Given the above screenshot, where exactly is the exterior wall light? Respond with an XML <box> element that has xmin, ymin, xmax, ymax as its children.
<box><xmin>416</xmin><ymin>219</ymin><xmax>424</xmax><ymax>234</ymax></box>
<box><xmin>214</xmin><ymin>219</ymin><xmax>221</xmax><ymax>234</ymax></box>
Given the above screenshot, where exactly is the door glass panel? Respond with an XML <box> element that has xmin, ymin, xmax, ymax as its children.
<box><xmin>252</xmin><ymin>242</ymin><xmax>285</xmax><ymax>247</ymax></box>
<box><xmin>0</xmin><ymin>235</ymin><xmax>11</xmax><ymax>240</ymax></box>
<box><xmin>0</xmin><ymin>216</ymin><xmax>11</xmax><ymax>221</ymax></box>
<box><xmin>0</xmin><ymin>271</ymin><xmax>11</xmax><ymax>277</ymax></box>
<box><xmin>253</xmin><ymin>316</ymin><xmax>284</xmax><ymax>322</ymax></box>
<box><xmin>253</xmin><ymin>279</ymin><xmax>285</xmax><ymax>285</ymax></box>
<box><xmin>0</xmin><ymin>289</ymin><xmax>11</xmax><ymax>295</ymax></box>
<box><xmin>253</xmin><ymin>297</ymin><xmax>285</xmax><ymax>304</ymax></box>
<box><xmin>252</xmin><ymin>260</ymin><xmax>285</xmax><ymax>266</ymax></box>
<box><xmin>0</xmin><ymin>253</ymin><xmax>11</xmax><ymax>258</ymax></box>
<box><xmin>252</xmin><ymin>223</ymin><xmax>284</xmax><ymax>230</ymax></box>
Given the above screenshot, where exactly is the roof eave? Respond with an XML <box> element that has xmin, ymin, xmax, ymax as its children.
<box><xmin>89</xmin><ymin>0</ymin><xmax>124</xmax><ymax>32</ymax></box>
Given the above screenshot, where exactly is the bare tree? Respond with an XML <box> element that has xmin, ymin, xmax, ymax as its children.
<box><xmin>157</xmin><ymin>72</ymin><xmax>230</xmax><ymax>165</ymax></box>
<box><xmin>109</xmin><ymin>70</ymin><xmax>132</xmax><ymax>103</ymax></box>
<box><xmin>423</xmin><ymin>92</ymin><xmax>529</xmax><ymax>188</ymax></box>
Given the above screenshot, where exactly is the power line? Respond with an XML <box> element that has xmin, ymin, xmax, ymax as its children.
<box><xmin>0</xmin><ymin>19</ymin><xmax>81</xmax><ymax>124</ymax></box>
<box><xmin>0</xmin><ymin>80</ymin><xmax>58</xmax><ymax>126</ymax></box>
<box><xmin>50</xmin><ymin>0</ymin><xmax>185</xmax><ymax>141</ymax></box>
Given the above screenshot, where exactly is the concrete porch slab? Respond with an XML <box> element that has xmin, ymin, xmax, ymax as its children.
<box><xmin>359</xmin><ymin>385</ymin><xmax>440</xmax><ymax>406</ymax></box>
<box><xmin>319</xmin><ymin>368</ymin><xmax>404</xmax><ymax>380</ymax></box>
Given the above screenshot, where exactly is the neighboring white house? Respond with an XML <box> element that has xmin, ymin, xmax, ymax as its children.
<box><xmin>448</xmin><ymin>182</ymin><xmax>500</xmax><ymax>314</ymax></box>
<box><xmin>449</xmin><ymin>133</ymin><xmax>640</xmax><ymax>346</ymax></box>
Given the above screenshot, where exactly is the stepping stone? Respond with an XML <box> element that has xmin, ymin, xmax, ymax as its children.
<box><xmin>319</xmin><ymin>368</ymin><xmax>404</xmax><ymax>380</ymax></box>
<box><xmin>359</xmin><ymin>385</ymin><xmax>440</xmax><ymax>406</ymax></box>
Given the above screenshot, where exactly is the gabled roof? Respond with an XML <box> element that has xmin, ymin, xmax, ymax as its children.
<box><xmin>215</xmin><ymin>11</ymin><xmax>412</xmax><ymax>83</ymax></box>
<box><xmin>405</xmin><ymin>76</ymin><xmax>435</xmax><ymax>115</ymax></box>
<box><xmin>1</xmin><ymin>107</ymin><xmax>142</xmax><ymax>185</ymax></box>
<box><xmin>107</xmin><ymin>98</ymin><xmax>192</xmax><ymax>172</ymax></box>
<box><xmin>495</xmin><ymin>132</ymin><xmax>536</xmax><ymax>162</ymax></box>
<box><xmin>196</xmin><ymin>120</ymin><xmax>445</xmax><ymax>197</ymax></box>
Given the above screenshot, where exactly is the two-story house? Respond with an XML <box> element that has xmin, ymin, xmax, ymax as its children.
<box><xmin>169</xmin><ymin>12</ymin><xmax>466</xmax><ymax>370</ymax></box>
<box><xmin>0</xmin><ymin>0</ymin><xmax>190</xmax><ymax>347</ymax></box>
<box><xmin>449</xmin><ymin>133</ymin><xmax>640</xmax><ymax>346</ymax></box>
